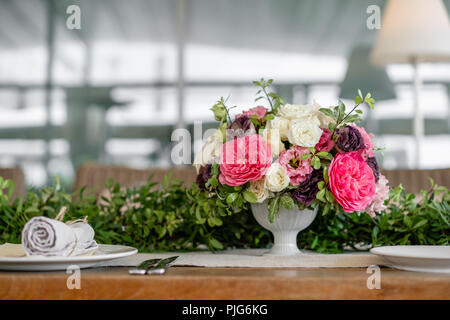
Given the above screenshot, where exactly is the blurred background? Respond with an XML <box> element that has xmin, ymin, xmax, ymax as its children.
<box><xmin>0</xmin><ymin>0</ymin><xmax>450</xmax><ymax>191</ymax></box>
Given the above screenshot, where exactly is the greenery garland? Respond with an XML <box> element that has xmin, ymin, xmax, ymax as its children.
<box><xmin>0</xmin><ymin>175</ymin><xmax>448</xmax><ymax>253</ymax></box>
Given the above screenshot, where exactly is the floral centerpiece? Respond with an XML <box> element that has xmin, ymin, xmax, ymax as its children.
<box><xmin>193</xmin><ymin>79</ymin><xmax>389</xmax><ymax>255</ymax></box>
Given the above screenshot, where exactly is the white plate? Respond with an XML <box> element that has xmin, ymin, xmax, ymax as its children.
<box><xmin>370</xmin><ymin>245</ymin><xmax>450</xmax><ymax>273</ymax></box>
<box><xmin>0</xmin><ymin>244</ymin><xmax>137</xmax><ymax>271</ymax></box>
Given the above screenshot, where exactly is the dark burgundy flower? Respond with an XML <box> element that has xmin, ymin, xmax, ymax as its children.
<box><xmin>226</xmin><ymin>115</ymin><xmax>256</xmax><ymax>140</ymax></box>
<box><xmin>366</xmin><ymin>157</ymin><xmax>380</xmax><ymax>182</ymax></box>
<box><xmin>292</xmin><ymin>169</ymin><xmax>324</xmax><ymax>206</ymax></box>
<box><xmin>336</xmin><ymin>126</ymin><xmax>365</xmax><ymax>153</ymax></box>
<box><xmin>196</xmin><ymin>164</ymin><xmax>212</xmax><ymax>190</ymax></box>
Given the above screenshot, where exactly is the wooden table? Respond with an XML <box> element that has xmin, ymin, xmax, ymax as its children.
<box><xmin>0</xmin><ymin>266</ymin><xmax>449</xmax><ymax>299</ymax></box>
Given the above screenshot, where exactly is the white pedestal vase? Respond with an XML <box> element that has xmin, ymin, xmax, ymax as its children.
<box><xmin>251</xmin><ymin>201</ymin><xmax>318</xmax><ymax>256</ymax></box>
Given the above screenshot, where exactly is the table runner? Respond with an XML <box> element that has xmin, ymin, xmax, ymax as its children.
<box><xmin>95</xmin><ymin>248</ymin><xmax>385</xmax><ymax>268</ymax></box>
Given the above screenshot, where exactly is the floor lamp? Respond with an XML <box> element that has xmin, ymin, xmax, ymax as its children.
<box><xmin>371</xmin><ymin>0</ymin><xmax>450</xmax><ymax>169</ymax></box>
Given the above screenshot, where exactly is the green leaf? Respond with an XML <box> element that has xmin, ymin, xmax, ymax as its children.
<box><xmin>211</xmin><ymin>163</ymin><xmax>219</xmax><ymax>175</ymax></box>
<box><xmin>280</xmin><ymin>196</ymin><xmax>294</xmax><ymax>210</ymax></box>
<box><xmin>210</xmin><ymin>103</ymin><xmax>227</xmax><ymax>122</ymax></box>
<box><xmin>325</xmin><ymin>190</ymin><xmax>335</xmax><ymax>203</ymax></box>
<box><xmin>319</xmin><ymin>108</ymin><xmax>336</xmax><ymax>120</ymax></box>
<box><xmin>343</xmin><ymin>114</ymin><xmax>362</xmax><ymax>124</ymax></box>
<box><xmin>262</xmin><ymin>115</ymin><xmax>275</xmax><ymax>122</ymax></box>
<box><xmin>318</xmin><ymin>181</ymin><xmax>325</xmax><ymax>190</ymax></box>
<box><xmin>404</xmin><ymin>215</ymin><xmax>413</xmax><ymax>228</ymax></box>
<box><xmin>268</xmin><ymin>197</ymin><xmax>280</xmax><ymax>223</ymax></box>
<box><xmin>412</xmin><ymin>219</ymin><xmax>428</xmax><ymax>229</ymax></box>
<box><xmin>311</xmin><ymin>235</ymin><xmax>319</xmax><ymax>249</ymax></box>
<box><xmin>323</xmin><ymin>167</ymin><xmax>329</xmax><ymax>183</ymax></box>
<box><xmin>338</xmin><ymin>100</ymin><xmax>346</xmax><ymax>118</ymax></box>
<box><xmin>316</xmin><ymin>152</ymin><xmax>333</xmax><ymax>160</ymax></box>
<box><xmin>300</xmin><ymin>153</ymin><xmax>312</xmax><ymax>160</ymax></box>
<box><xmin>243</xmin><ymin>190</ymin><xmax>258</xmax><ymax>203</ymax></box>
<box><xmin>311</xmin><ymin>156</ymin><xmax>321</xmax><ymax>170</ymax></box>
<box><xmin>209</xmin><ymin>238</ymin><xmax>224</xmax><ymax>250</ymax></box>
<box><xmin>209</xmin><ymin>176</ymin><xmax>219</xmax><ymax>188</ymax></box>
<box><xmin>208</xmin><ymin>217</ymin><xmax>223</xmax><ymax>227</ymax></box>
<box><xmin>226</xmin><ymin>193</ymin><xmax>239</xmax><ymax>205</ymax></box>
<box><xmin>316</xmin><ymin>189</ymin><xmax>326</xmax><ymax>202</ymax></box>
<box><xmin>372</xmin><ymin>226</ymin><xmax>379</xmax><ymax>239</ymax></box>
<box><xmin>328</xmin><ymin>123</ymin><xmax>336</xmax><ymax>131</ymax></box>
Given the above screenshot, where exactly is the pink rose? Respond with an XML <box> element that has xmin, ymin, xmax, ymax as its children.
<box><xmin>328</xmin><ymin>152</ymin><xmax>376</xmax><ymax>213</ymax></box>
<box><xmin>278</xmin><ymin>146</ymin><xmax>313</xmax><ymax>186</ymax></box>
<box><xmin>236</xmin><ymin>106</ymin><xmax>268</xmax><ymax>122</ymax></box>
<box><xmin>219</xmin><ymin>134</ymin><xmax>272</xmax><ymax>186</ymax></box>
<box><xmin>315</xmin><ymin>129</ymin><xmax>334</xmax><ymax>152</ymax></box>
<box><xmin>354</xmin><ymin>126</ymin><xmax>375</xmax><ymax>159</ymax></box>
<box><xmin>365</xmin><ymin>174</ymin><xmax>389</xmax><ymax>217</ymax></box>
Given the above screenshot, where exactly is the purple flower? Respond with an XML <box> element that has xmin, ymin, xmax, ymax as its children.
<box><xmin>291</xmin><ymin>169</ymin><xmax>324</xmax><ymax>206</ymax></box>
<box><xmin>366</xmin><ymin>157</ymin><xmax>380</xmax><ymax>182</ymax></box>
<box><xmin>196</xmin><ymin>164</ymin><xmax>212</xmax><ymax>190</ymax></box>
<box><xmin>226</xmin><ymin>115</ymin><xmax>256</xmax><ymax>140</ymax></box>
<box><xmin>336</xmin><ymin>126</ymin><xmax>365</xmax><ymax>153</ymax></box>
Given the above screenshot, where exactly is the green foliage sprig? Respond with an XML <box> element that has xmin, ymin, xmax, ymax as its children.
<box><xmin>319</xmin><ymin>89</ymin><xmax>375</xmax><ymax>139</ymax></box>
<box><xmin>253</xmin><ymin>78</ymin><xmax>284</xmax><ymax>115</ymax></box>
<box><xmin>0</xmin><ymin>175</ymin><xmax>448</xmax><ymax>253</ymax></box>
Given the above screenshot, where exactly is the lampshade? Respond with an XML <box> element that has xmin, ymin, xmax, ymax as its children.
<box><xmin>371</xmin><ymin>0</ymin><xmax>450</xmax><ymax>65</ymax></box>
<box><xmin>340</xmin><ymin>45</ymin><xmax>396</xmax><ymax>101</ymax></box>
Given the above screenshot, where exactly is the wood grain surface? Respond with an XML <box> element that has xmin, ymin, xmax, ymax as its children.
<box><xmin>0</xmin><ymin>267</ymin><xmax>449</xmax><ymax>300</ymax></box>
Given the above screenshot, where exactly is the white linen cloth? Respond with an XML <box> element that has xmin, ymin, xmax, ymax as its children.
<box><xmin>95</xmin><ymin>248</ymin><xmax>385</xmax><ymax>268</ymax></box>
<box><xmin>21</xmin><ymin>216</ymin><xmax>98</xmax><ymax>257</ymax></box>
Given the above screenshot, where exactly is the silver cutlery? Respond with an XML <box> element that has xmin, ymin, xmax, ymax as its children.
<box><xmin>128</xmin><ymin>258</ymin><xmax>162</xmax><ymax>275</ymax></box>
<box><xmin>146</xmin><ymin>256</ymin><xmax>179</xmax><ymax>275</ymax></box>
<box><xmin>128</xmin><ymin>256</ymin><xmax>179</xmax><ymax>275</ymax></box>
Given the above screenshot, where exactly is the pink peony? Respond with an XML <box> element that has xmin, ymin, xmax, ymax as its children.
<box><xmin>219</xmin><ymin>134</ymin><xmax>272</xmax><ymax>186</ymax></box>
<box><xmin>278</xmin><ymin>146</ymin><xmax>313</xmax><ymax>186</ymax></box>
<box><xmin>328</xmin><ymin>152</ymin><xmax>376</xmax><ymax>213</ymax></box>
<box><xmin>236</xmin><ymin>106</ymin><xmax>268</xmax><ymax>122</ymax></box>
<box><xmin>315</xmin><ymin>128</ymin><xmax>335</xmax><ymax>152</ymax></box>
<box><xmin>354</xmin><ymin>126</ymin><xmax>375</xmax><ymax>159</ymax></box>
<box><xmin>365</xmin><ymin>174</ymin><xmax>389</xmax><ymax>217</ymax></box>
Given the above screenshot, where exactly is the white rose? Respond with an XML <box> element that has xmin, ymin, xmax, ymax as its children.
<box><xmin>248</xmin><ymin>178</ymin><xmax>270</xmax><ymax>203</ymax></box>
<box><xmin>278</xmin><ymin>104</ymin><xmax>320</xmax><ymax>126</ymax></box>
<box><xmin>278</xmin><ymin>104</ymin><xmax>304</xmax><ymax>120</ymax></box>
<box><xmin>267</xmin><ymin>116</ymin><xmax>290</xmax><ymax>141</ymax></box>
<box><xmin>264</xmin><ymin>162</ymin><xmax>290</xmax><ymax>192</ymax></box>
<box><xmin>193</xmin><ymin>130</ymin><xmax>223</xmax><ymax>172</ymax></box>
<box><xmin>261</xmin><ymin>128</ymin><xmax>285</xmax><ymax>157</ymax></box>
<box><xmin>288</xmin><ymin>120</ymin><xmax>323</xmax><ymax>148</ymax></box>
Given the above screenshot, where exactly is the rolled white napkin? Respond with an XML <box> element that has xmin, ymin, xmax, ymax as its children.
<box><xmin>22</xmin><ymin>216</ymin><xmax>98</xmax><ymax>257</ymax></box>
<box><xmin>69</xmin><ymin>221</ymin><xmax>98</xmax><ymax>256</ymax></box>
